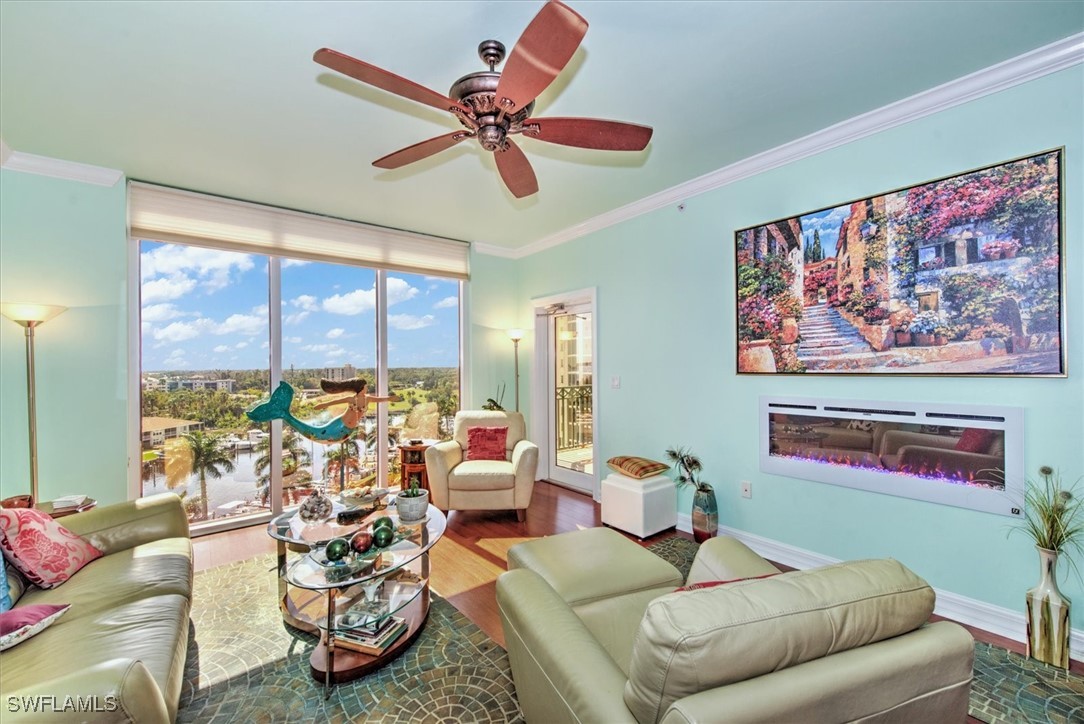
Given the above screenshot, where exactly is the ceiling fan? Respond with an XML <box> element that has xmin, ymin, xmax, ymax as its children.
<box><xmin>314</xmin><ymin>0</ymin><xmax>653</xmax><ymax>198</ymax></box>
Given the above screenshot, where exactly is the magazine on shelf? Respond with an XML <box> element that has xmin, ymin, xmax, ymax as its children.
<box><xmin>50</xmin><ymin>495</ymin><xmax>88</xmax><ymax>510</ymax></box>
<box><xmin>334</xmin><ymin>617</ymin><xmax>407</xmax><ymax>655</ymax></box>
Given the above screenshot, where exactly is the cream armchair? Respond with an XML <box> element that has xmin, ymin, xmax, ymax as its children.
<box><xmin>425</xmin><ymin>410</ymin><xmax>539</xmax><ymax>520</ymax></box>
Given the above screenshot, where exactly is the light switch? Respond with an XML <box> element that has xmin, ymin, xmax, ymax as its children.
<box><xmin>611</xmin><ymin>376</ymin><xmax>621</xmax><ymax>389</ymax></box>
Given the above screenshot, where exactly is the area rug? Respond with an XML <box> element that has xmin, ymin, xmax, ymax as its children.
<box><xmin>179</xmin><ymin>554</ymin><xmax>522</xmax><ymax>722</ymax></box>
<box><xmin>181</xmin><ymin>536</ymin><xmax>1084</xmax><ymax>723</ymax></box>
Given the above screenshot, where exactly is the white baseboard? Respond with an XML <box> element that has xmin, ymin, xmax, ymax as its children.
<box><xmin>676</xmin><ymin>514</ymin><xmax>1084</xmax><ymax>656</ymax></box>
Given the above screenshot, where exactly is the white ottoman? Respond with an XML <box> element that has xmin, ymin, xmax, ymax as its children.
<box><xmin>601</xmin><ymin>472</ymin><xmax>677</xmax><ymax>539</ymax></box>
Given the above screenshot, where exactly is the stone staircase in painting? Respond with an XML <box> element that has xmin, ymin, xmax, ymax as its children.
<box><xmin>797</xmin><ymin>303</ymin><xmax>873</xmax><ymax>362</ymax></box>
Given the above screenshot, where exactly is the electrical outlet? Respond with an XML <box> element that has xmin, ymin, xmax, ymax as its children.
<box><xmin>611</xmin><ymin>376</ymin><xmax>621</xmax><ymax>389</ymax></box>
<box><xmin>741</xmin><ymin>480</ymin><xmax>752</xmax><ymax>499</ymax></box>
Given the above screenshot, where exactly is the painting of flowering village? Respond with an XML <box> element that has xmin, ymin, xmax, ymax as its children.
<box><xmin>736</xmin><ymin>150</ymin><xmax>1063</xmax><ymax>375</ymax></box>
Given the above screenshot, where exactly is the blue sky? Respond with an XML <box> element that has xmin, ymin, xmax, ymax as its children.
<box><xmin>140</xmin><ymin>241</ymin><xmax>459</xmax><ymax>371</ymax></box>
<box><xmin>799</xmin><ymin>204</ymin><xmax>851</xmax><ymax>259</ymax></box>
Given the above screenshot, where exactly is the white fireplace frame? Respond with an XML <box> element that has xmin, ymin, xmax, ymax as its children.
<box><xmin>760</xmin><ymin>396</ymin><xmax>1024</xmax><ymax>517</ymax></box>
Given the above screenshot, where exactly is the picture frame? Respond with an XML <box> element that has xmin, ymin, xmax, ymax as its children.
<box><xmin>735</xmin><ymin>149</ymin><xmax>1065</xmax><ymax>376</ymax></box>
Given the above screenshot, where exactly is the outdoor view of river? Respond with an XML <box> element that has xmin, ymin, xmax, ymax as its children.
<box><xmin>141</xmin><ymin>415</ymin><xmax>407</xmax><ymax>516</ymax></box>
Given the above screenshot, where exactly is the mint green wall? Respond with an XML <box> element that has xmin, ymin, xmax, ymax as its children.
<box><xmin>0</xmin><ymin>170</ymin><xmax>130</xmax><ymax>505</ymax></box>
<box><xmin>469</xmin><ymin>67</ymin><xmax>1084</xmax><ymax>625</ymax></box>
<box><xmin>467</xmin><ymin>251</ymin><xmax>524</xmax><ymax>410</ymax></box>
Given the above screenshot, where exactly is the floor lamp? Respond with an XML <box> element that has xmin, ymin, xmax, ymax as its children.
<box><xmin>1</xmin><ymin>302</ymin><xmax>67</xmax><ymax>506</ymax></box>
<box><xmin>507</xmin><ymin>329</ymin><xmax>524</xmax><ymax>412</ymax></box>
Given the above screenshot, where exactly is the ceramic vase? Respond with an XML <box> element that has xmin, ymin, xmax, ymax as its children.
<box><xmin>691</xmin><ymin>487</ymin><xmax>718</xmax><ymax>544</ymax></box>
<box><xmin>298</xmin><ymin>488</ymin><xmax>333</xmax><ymax>523</ymax></box>
<box><xmin>1025</xmin><ymin>546</ymin><xmax>1071</xmax><ymax>669</ymax></box>
<box><xmin>396</xmin><ymin>489</ymin><xmax>430</xmax><ymax>522</ymax></box>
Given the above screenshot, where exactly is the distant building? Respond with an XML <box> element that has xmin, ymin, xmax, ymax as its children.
<box><xmin>142</xmin><ymin>416</ymin><xmax>203</xmax><ymax>448</ymax></box>
<box><xmin>322</xmin><ymin>363</ymin><xmax>357</xmax><ymax>382</ymax></box>
<box><xmin>166</xmin><ymin>379</ymin><xmax>235</xmax><ymax>392</ymax></box>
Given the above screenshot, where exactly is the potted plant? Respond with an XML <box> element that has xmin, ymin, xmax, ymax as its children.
<box><xmin>909</xmin><ymin>311</ymin><xmax>940</xmax><ymax>346</ymax></box>
<box><xmin>1009</xmin><ymin>466</ymin><xmax>1084</xmax><ymax>669</ymax></box>
<box><xmin>665</xmin><ymin>446</ymin><xmax>717</xmax><ymax>543</ymax></box>
<box><xmin>396</xmin><ymin>478</ymin><xmax>430</xmax><ymax>522</ymax></box>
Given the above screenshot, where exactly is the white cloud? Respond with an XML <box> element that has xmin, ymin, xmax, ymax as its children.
<box><xmin>284</xmin><ymin>311</ymin><xmax>310</xmax><ymax>325</ymax></box>
<box><xmin>388</xmin><ymin>277</ymin><xmax>419</xmax><ymax>306</ymax></box>
<box><xmin>251</xmin><ymin>303</ymin><xmax>269</xmax><ymax>316</ymax></box>
<box><xmin>141</xmin><ymin>303</ymin><xmax>186</xmax><ymax>322</ymax></box>
<box><xmin>323</xmin><ymin>288</ymin><xmax>375</xmax><ymax>315</ymax></box>
<box><xmin>163</xmin><ymin>349</ymin><xmax>189</xmax><ymax>368</ymax></box>
<box><xmin>140</xmin><ymin>245</ymin><xmax>255</xmax><ymax>292</ymax></box>
<box><xmin>283</xmin><ymin>259</ymin><xmax>310</xmax><ymax>268</ymax></box>
<box><xmin>291</xmin><ymin>294</ymin><xmax>320</xmax><ymax>311</ymax></box>
<box><xmin>142</xmin><ymin>274</ymin><xmax>197</xmax><ymax>304</ymax></box>
<box><xmin>388</xmin><ymin>314</ymin><xmax>436</xmax><ymax>331</ymax></box>
<box><xmin>302</xmin><ymin>343</ymin><xmax>346</xmax><ymax>360</ymax></box>
<box><xmin>326</xmin><ymin>328</ymin><xmax>345</xmax><ymax>339</ymax></box>
<box><xmin>285</xmin><ymin>336</ymin><xmax>302</xmax><ymax>344</ymax></box>
<box><xmin>213</xmin><ymin>344</ymin><xmax>230</xmax><ymax>353</ymax></box>
<box><xmin>801</xmin><ymin>205</ymin><xmax>850</xmax><ymax>232</ymax></box>
<box><xmin>433</xmin><ymin>296</ymin><xmax>458</xmax><ymax>309</ymax></box>
<box><xmin>235</xmin><ymin>341</ymin><xmax>249</xmax><ymax>349</ymax></box>
<box><xmin>215</xmin><ymin>313</ymin><xmax>266</xmax><ymax>337</ymax></box>
<box><xmin>261</xmin><ymin>341</ymin><xmax>270</xmax><ymax>349</ymax></box>
<box><xmin>152</xmin><ymin>319</ymin><xmax>213</xmax><ymax>343</ymax></box>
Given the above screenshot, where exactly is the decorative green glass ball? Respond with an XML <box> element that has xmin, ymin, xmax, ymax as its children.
<box><xmin>372</xmin><ymin>526</ymin><xmax>394</xmax><ymax>548</ymax></box>
<box><xmin>373</xmin><ymin>516</ymin><xmax>394</xmax><ymax>531</ymax></box>
<box><xmin>325</xmin><ymin>537</ymin><xmax>350</xmax><ymax>561</ymax></box>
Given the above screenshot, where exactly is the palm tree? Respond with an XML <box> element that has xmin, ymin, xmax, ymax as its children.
<box><xmin>180</xmin><ymin>431</ymin><xmax>235</xmax><ymax>521</ymax></box>
<box><xmin>323</xmin><ymin>437</ymin><xmax>362</xmax><ymax>493</ymax></box>
<box><xmin>254</xmin><ymin>428</ymin><xmax>313</xmax><ymax>485</ymax></box>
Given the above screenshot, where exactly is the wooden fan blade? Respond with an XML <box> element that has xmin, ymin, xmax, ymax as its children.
<box><xmin>525</xmin><ymin>117</ymin><xmax>653</xmax><ymax>151</ymax></box>
<box><xmin>495</xmin><ymin>1</ymin><xmax>588</xmax><ymax>113</ymax></box>
<box><xmin>314</xmin><ymin>48</ymin><xmax>468</xmax><ymax>115</ymax></box>
<box><xmin>494</xmin><ymin>139</ymin><xmax>538</xmax><ymax>198</ymax></box>
<box><xmin>373</xmin><ymin>131</ymin><xmax>472</xmax><ymax>170</ymax></box>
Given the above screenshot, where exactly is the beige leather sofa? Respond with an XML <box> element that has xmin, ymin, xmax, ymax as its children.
<box><xmin>497</xmin><ymin>527</ymin><xmax>974</xmax><ymax>723</ymax></box>
<box><xmin>2</xmin><ymin>494</ymin><xmax>193</xmax><ymax>723</ymax></box>
<box><xmin>879</xmin><ymin>429</ymin><xmax>1005</xmax><ymax>480</ymax></box>
<box><xmin>425</xmin><ymin>410</ymin><xmax>539</xmax><ymax>520</ymax></box>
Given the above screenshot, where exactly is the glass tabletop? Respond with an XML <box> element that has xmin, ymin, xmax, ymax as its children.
<box><xmin>284</xmin><ymin>505</ymin><xmax>446</xmax><ymax>592</ymax></box>
<box><xmin>267</xmin><ymin>495</ymin><xmax>391</xmax><ymax>546</ymax></box>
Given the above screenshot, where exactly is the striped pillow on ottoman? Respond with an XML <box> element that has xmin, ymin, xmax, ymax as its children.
<box><xmin>607</xmin><ymin>456</ymin><xmax>670</xmax><ymax>480</ymax></box>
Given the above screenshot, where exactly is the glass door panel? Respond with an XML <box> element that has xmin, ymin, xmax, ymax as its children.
<box><xmin>548</xmin><ymin>307</ymin><xmax>594</xmax><ymax>492</ymax></box>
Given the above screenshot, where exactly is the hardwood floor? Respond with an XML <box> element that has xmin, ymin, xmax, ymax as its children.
<box><xmin>192</xmin><ymin>480</ymin><xmax>1082</xmax><ymax>673</ymax></box>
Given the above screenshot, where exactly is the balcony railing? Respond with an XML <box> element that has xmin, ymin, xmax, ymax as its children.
<box><xmin>556</xmin><ymin>385</ymin><xmax>592</xmax><ymax>452</ymax></box>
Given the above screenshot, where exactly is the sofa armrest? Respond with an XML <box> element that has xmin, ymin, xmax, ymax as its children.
<box><xmin>60</xmin><ymin>494</ymin><xmax>189</xmax><ymax>556</ymax></box>
<box><xmin>497</xmin><ymin>568</ymin><xmax>637</xmax><ymax>724</ymax></box>
<box><xmin>686</xmin><ymin>536</ymin><xmax>780</xmax><ymax>586</ymax></box>
<box><xmin>510</xmin><ymin>440</ymin><xmax>539</xmax><ymax>509</ymax></box>
<box><xmin>424</xmin><ymin>441</ymin><xmax>462</xmax><ymax>510</ymax></box>
<box><xmin>2</xmin><ymin>659</ymin><xmax>171</xmax><ymax>724</ymax></box>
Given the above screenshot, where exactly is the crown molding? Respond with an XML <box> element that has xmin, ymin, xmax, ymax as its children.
<box><xmin>0</xmin><ymin>140</ymin><xmax>123</xmax><ymax>187</ymax></box>
<box><xmin>471</xmin><ymin>241</ymin><xmax>521</xmax><ymax>259</ymax></box>
<box><xmin>487</xmin><ymin>32</ymin><xmax>1083</xmax><ymax>261</ymax></box>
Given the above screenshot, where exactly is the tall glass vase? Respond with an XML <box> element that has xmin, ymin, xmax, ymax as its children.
<box><xmin>1026</xmin><ymin>546</ymin><xmax>1071</xmax><ymax>669</ymax></box>
<box><xmin>691</xmin><ymin>487</ymin><xmax>718</xmax><ymax>544</ymax></box>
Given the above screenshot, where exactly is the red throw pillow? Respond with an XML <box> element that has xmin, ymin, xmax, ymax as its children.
<box><xmin>955</xmin><ymin>428</ymin><xmax>997</xmax><ymax>453</ymax></box>
<box><xmin>0</xmin><ymin>508</ymin><xmax>102</xmax><ymax>589</ymax></box>
<box><xmin>675</xmin><ymin>572</ymin><xmax>780</xmax><ymax>592</ymax></box>
<box><xmin>0</xmin><ymin>603</ymin><xmax>70</xmax><ymax>651</ymax></box>
<box><xmin>466</xmin><ymin>426</ymin><xmax>509</xmax><ymax>461</ymax></box>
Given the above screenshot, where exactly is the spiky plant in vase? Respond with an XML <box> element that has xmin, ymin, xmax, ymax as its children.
<box><xmin>1010</xmin><ymin>465</ymin><xmax>1084</xmax><ymax>669</ymax></box>
<box><xmin>665</xmin><ymin>446</ymin><xmax>717</xmax><ymax>543</ymax></box>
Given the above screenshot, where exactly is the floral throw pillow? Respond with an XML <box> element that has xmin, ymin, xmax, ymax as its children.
<box><xmin>0</xmin><ymin>508</ymin><xmax>102</xmax><ymax>589</ymax></box>
<box><xmin>466</xmin><ymin>426</ymin><xmax>509</xmax><ymax>461</ymax></box>
<box><xmin>0</xmin><ymin>603</ymin><xmax>70</xmax><ymax>651</ymax></box>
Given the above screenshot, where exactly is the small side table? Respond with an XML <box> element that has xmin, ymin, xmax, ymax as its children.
<box><xmin>37</xmin><ymin>498</ymin><xmax>97</xmax><ymax>519</ymax></box>
<box><xmin>399</xmin><ymin>443</ymin><xmax>431</xmax><ymax>491</ymax></box>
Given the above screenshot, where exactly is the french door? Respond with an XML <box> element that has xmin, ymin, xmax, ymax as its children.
<box><xmin>534</xmin><ymin>294</ymin><xmax>597</xmax><ymax>495</ymax></box>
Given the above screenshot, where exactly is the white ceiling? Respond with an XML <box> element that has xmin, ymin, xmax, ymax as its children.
<box><xmin>2</xmin><ymin>1</ymin><xmax>1082</xmax><ymax>250</ymax></box>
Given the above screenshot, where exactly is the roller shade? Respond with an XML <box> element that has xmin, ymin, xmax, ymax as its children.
<box><xmin>128</xmin><ymin>181</ymin><xmax>469</xmax><ymax>279</ymax></box>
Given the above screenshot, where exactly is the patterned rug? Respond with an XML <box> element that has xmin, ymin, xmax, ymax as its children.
<box><xmin>181</xmin><ymin>536</ymin><xmax>1084</xmax><ymax>723</ymax></box>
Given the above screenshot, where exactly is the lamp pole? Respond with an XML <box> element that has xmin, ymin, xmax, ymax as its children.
<box><xmin>507</xmin><ymin>329</ymin><xmax>524</xmax><ymax>412</ymax></box>
<box><xmin>2</xmin><ymin>303</ymin><xmax>67</xmax><ymax>506</ymax></box>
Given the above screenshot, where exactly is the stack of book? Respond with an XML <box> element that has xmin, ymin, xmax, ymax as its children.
<box><xmin>333</xmin><ymin>616</ymin><xmax>407</xmax><ymax>655</ymax></box>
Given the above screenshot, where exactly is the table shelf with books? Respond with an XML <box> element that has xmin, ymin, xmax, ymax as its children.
<box><xmin>282</xmin><ymin>504</ymin><xmax>446</xmax><ymax>693</ymax></box>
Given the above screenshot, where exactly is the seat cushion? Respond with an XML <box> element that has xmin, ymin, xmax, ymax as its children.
<box><xmin>624</xmin><ymin>558</ymin><xmax>935</xmax><ymax>724</ymax></box>
<box><xmin>448</xmin><ymin>460</ymin><xmax>515</xmax><ymax>491</ymax></box>
<box><xmin>508</xmin><ymin>527</ymin><xmax>682</xmax><ymax>607</ymax></box>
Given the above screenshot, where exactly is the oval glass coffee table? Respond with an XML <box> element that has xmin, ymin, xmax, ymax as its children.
<box><xmin>279</xmin><ymin>505</ymin><xmax>446</xmax><ymax>695</ymax></box>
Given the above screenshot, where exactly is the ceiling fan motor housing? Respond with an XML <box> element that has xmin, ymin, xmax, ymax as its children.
<box><xmin>449</xmin><ymin>67</ymin><xmax>535</xmax><ymax>151</ymax></box>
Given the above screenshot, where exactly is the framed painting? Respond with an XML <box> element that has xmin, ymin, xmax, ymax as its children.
<box><xmin>735</xmin><ymin>149</ymin><xmax>1064</xmax><ymax>376</ymax></box>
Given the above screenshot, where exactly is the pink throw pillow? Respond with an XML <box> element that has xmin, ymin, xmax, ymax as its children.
<box><xmin>467</xmin><ymin>426</ymin><xmax>509</xmax><ymax>461</ymax></box>
<box><xmin>0</xmin><ymin>603</ymin><xmax>70</xmax><ymax>651</ymax></box>
<box><xmin>955</xmin><ymin>428</ymin><xmax>997</xmax><ymax>453</ymax></box>
<box><xmin>0</xmin><ymin>508</ymin><xmax>102</xmax><ymax>589</ymax></box>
